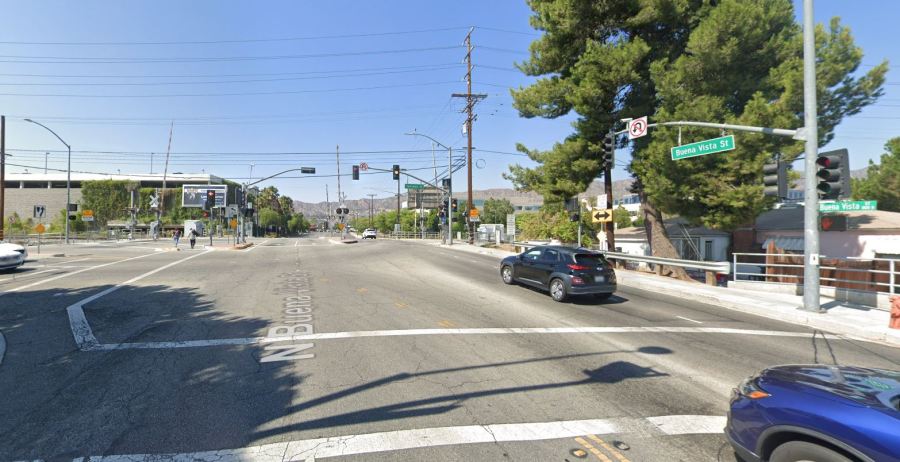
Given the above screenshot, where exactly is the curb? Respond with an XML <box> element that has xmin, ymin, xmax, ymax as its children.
<box><xmin>231</xmin><ymin>243</ymin><xmax>254</xmax><ymax>250</ymax></box>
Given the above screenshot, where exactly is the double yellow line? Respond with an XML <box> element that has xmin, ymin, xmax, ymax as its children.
<box><xmin>573</xmin><ymin>434</ymin><xmax>631</xmax><ymax>462</ymax></box>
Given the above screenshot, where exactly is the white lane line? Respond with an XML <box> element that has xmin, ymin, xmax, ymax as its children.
<box><xmin>80</xmin><ymin>415</ymin><xmax>724</xmax><ymax>461</ymax></box>
<box><xmin>88</xmin><ymin>326</ymin><xmax>813</xmax><ymax>351</ymax></box>
<box><xmin>67</xmin><ymin>249</ymin><xmax>214</xmax><ymax>351</ymax></box>
<box><xmin>676</xmin><ymin>316</ymin><xmax>703</xmax><ymax>324</ymax></box>
<box><xmin>0</xmin><ymin>268</ymin><xmax>58</xmax><ymax>283</ymax></box>
<box><xmin>0</xmin><ymin>252</ymin><xmax>158</xmax><ymax>296</ymax></box>
<box><xmin>647</xmin><ymin>415</ymin><xmax>727</xmax><ymax>435</ymax></box>
<box><xmin>47</xmin><ymin>257</ymin><xmax>91</xmax><ymax>266</ymax></box>
<box><xmin>243</xmin><ymin>240</ymin><xmax>269</xmax><ymax>252</ymax></box>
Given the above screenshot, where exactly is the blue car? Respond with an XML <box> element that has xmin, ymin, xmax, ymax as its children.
<box><xmin>727</xmin><ymin>365</ymin><xmax>900</xmax><ymax>462</ymax></box>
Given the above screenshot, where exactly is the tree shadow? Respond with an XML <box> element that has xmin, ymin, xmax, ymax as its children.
<box><xmin>0</xmin><ymin>284</ymin><xmax>295</xmax><ymax>460</ymax></box>
<box><xmin>250</xmin><ymin>346</ymin><xmax>672</xmax><ymax>439</ymax></box>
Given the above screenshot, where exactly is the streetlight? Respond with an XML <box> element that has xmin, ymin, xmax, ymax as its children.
<box><xmin>25</xmin><ymin>119</ymin><xmax>72</xmax><ymax>244</ymax></box>
<box><xmin>405</xmin><ymin>130</ymin><xmax>454</xmax><ymax>245</ymax></box>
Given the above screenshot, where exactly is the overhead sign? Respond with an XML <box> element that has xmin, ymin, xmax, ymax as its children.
<box><xmin>183</xmin><ymin>184</ymin><xmax>227</xmax><ymax>208</ymax></box>
<box><xmin>407</xmin><ymin>187</ymin><xmax>442</xmax><ymax>209</ymax></box>
<box><xmin>300</xmin><ymin>167</ymin><xmax>316</xmax><ymax>174</ymax></box>
<box><xmin>819</xmin><ymin>200</ymin><xmax>877</xmax><ymax>212</ymax></box>
<box><xmin>628</xmin><ymin>116</ymin><xmax>648</xmax><ymax>140</ymax></box>
<box><xmin>82</xmin><ymin>209</ymin><xmax>94</xmax><ymax>222</ymax></box>
<box><xmin>405</xmin><ymin>183</ymin><xmax>424</xmax><ymax>190</ymax></box>
<box><xmin>33</xmin><ymin>205</ymin><xmax>46</xmax><ymax>219</ymax></box>
<box><xmin>34</xmin><ymin>223</ymin><xmax>46</xmax><ymax>234</ymax></box>
<box><xmin>671</xmin><ymin>135</ymin><xmax>735</xmax><ymax>160</ymax></box>
<box><xmin>592</xmin><ymin>209</ymin><xmax>613</xmax><ymax>223</ymax></box>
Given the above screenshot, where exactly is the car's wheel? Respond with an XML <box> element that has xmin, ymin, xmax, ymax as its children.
<box><xmin>549</xmin><ymin>278</ymin><xmax>567</xmax><ymax>302</ymax></box>
<box><xmin>501</xmin><ymin>265</ymin><xmax>514</xmax><ymax>285</ymax></box>
<box><xmin>770</xmin><ymin>441</ymin><xmax>853</xmax><ymax>462</ymax></box>
<box><xmin>593</xmin><ymin>293</ymin><xmax>612</xmax><ymax>301</ymax></box>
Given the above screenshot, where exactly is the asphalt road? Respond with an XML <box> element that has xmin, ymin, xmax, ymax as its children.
<box><xmin>1</xmin><ymin>235</ymin><xmax>898</xmax><ymax>461</ymax></box>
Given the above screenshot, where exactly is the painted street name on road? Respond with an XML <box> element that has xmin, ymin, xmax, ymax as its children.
<box><xmin>671</xmin><ymin>135</ymin><xmax>735</xmax><ymax>160</ymax></box>
<box><xmin>261</xmin><ymin>265</ymin><xmax>317</xmax><ymax>363</ymax></box>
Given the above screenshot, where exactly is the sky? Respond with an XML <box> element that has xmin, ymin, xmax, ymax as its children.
<box><xmin>0</xmin><ymin>0</ymin><xmax>896</xmax><ymax>205</ymax></box>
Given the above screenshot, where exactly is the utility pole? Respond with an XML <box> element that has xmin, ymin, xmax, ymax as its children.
<box><xmin>0</xmin><ymin>116</ymin><xmax>5</xmax><ymax>241</ymax></box>
<box><xmin>367</xmin><ymin>193</ymin><xmax>376</xmax><ymax>227</ymax></box>
<box><xmin>158</xmin><ymin>123</ymin><xmax>173</xmax><ymax>239</ymax></box>
<box><xmin>801</xmin><ymin>0</ymin><xmax>822</xmax><ymax>313</ymax></box>
<box><xmin>335</xmin><ymin>145</ymin><xmax>341</xmax><ymax>203</ymax></box>
<box><xmin>452</xmin><ymin>27</ymin><xmax>487</xmax><ymax>244</ymax></box>
<box><xmin>45</xmin><ymin>152</ymin><xmax>49</xmax><ymax>174</ymax></box>
<box><xmin>605</xmin><ymin>132</ymin><xmax>615</xmax><ymax>251</ymax></box>
<box><xmin>326</xmin><ymin>184</ymin><xmax>330</xmax><ymax>231</ymax></box>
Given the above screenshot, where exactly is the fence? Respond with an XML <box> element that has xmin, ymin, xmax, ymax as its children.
<box><xmin>733</xmin><ymin>252</ymin><xmax>898</xmax><ymax>295</ymax></box>
<box><xmin>388</xmin><ymin>231</ymin><xmax>442</xmax><ymax>240</ymax></box>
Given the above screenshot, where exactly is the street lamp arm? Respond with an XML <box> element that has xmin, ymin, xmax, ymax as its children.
<box><xmin>404</xmin><ymin>131</ymin><xmax>452</xmax><ymax>151</ymax></box>
<box><xmin>24</xmin><ymin>118</ymin><xmax>70</xmax><ymax>149</ymax></box>
<box><xmin>247</xmin><ymin>168</ymin><xmax>312</xmax><ymax>186</ymax></box>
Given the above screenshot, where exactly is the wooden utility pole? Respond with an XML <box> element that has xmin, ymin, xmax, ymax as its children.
<box><xmin>452</xmin><ymin>28</ymin><xmax>486</xmax><ymax>244</ymax></box>
<box><xmin>605</xmin><ymin>149</ymin><xmax>615</xmax><ymax>252</ymax></box>
<box><xmin>0</xmin><ymin>116</ymin><xmax>5</xmax><ymax>241</ymax></box>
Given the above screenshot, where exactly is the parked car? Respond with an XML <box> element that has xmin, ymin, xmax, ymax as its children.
<box><xmin>362</xmin><ymin>228</ymin><xmax>377</xmax><ymax>239</ymax></box>
<box><xmin>499</xmin><ymin>245</ymin><xmax>616</xmax><ymax>302</ymax></box>
<box><xmin>0</xmin><ymin>241</ymin><xmax>28</xmax><ymax>271</ymax></box>
<box><xmin>727</xmin><ymin>364</ymin><xmax>900</xmax><ymax>462</ymax></box>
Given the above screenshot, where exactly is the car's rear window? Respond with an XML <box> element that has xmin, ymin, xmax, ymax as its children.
<box><xmin>574</xmin><ymin>254</ymin><xmax>608</xmax><ymax>266</ymax></box>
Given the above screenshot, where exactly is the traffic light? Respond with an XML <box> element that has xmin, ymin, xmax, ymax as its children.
<box><xmin>451</xmin><ymin>198</ymin><xmax>458</xmax><ymax>213</ymax></box>
<box><xmin>763</xmin><ymin>158</ymin><xmax>789</xmax><ymax>199</ymax></box>
<box><xmin>816</xmin><ymin>154</ymin><xmax>842</xmax><ymax>200</ymax></box>
<box><xmin>205</xmin><ymin>190</ymin><xmax>216</xmax><ymax>210</ymax></box>
<box><xmin>816</xmin><ymin>149</ymin><xmax>850</xmax><ymax>200</ymax></box>
<box><xmin>392</xmin><ymin>164</ymin><xmax>401</xmax><ymax>180</ymax></box>
<box><xmin>352</xmin><ymin>165</ymin><xmax>360</xmax><ymax>180</ymax></box>
<box><xmin>601</xmin><ymin>132</ymin><xmax>615</xmax><ymax>168</ymax></box>
<box><xmin>235</xmin><ymin>188</ymin><xmax>245</xmax><ymax>208</ymax></box>
<box><xmin>819</xmin><ymin>214</ymin><xmax>848</xmax><ymax>232</ymax></box>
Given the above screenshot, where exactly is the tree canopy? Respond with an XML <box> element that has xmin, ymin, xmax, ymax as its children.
<box><xmin>852</xmin><ymin>137</ymin><xmax>900</xmax><ymax>212</ymax></box>
<box><xmin>506</xmin><ymin>0</ymin><xmax>886</xmax><ymax>237</ymax></box>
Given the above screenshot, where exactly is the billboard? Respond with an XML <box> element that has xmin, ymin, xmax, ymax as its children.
<box><xmin>183</xmin><ymin>184</ymin><xmax>227</xmax><ymax>208</ymax></box>
<box><xmin>407</xmin><ymin>187</ymin><xmax>443</xmax><ymax>209</ymax></box>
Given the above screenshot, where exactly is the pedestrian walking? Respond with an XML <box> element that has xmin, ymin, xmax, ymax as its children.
<box><xmin>189</xmin><ymin>228</ymin><xmax>198</xmax><ymax>249</ymax></box>
<box><xmin>174</xmin><ymin>229</ymin><xmax>181</xmax><ymax>248</ymax></box>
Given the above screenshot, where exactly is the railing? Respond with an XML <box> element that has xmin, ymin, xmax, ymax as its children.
<box><xmin>388</xmin><ymin>231</ymin><xmax>442</xmax><ymax>240</ymax></box>
<box><xmin>733</xmin><ymin>252</ymin><xmax>898</xmax><ymax>295</ymax></box>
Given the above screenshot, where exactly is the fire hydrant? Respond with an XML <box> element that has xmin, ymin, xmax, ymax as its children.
<box><xmin>891</xmin><ymin>296</ymin><xmax>900</xmax><ymax>330</ymax></box>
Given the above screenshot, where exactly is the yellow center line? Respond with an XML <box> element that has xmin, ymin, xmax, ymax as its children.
<box><xmin>438</xmin><ymin>319</ymin><xmax>456</xmax><ymax>328</ymax></box>
<box><xmin>574</xmin><ymin>437</ymin><xmax>613</xmax><ymax>462</ymax></box>
<box><xmin>394</xmin><ymin>302</ymin><xmax>408</xmax><ymax>309</ymax></box>
<box><xmin>587</xmin><ymin>434</ymin><xmax>631</xmax><ymax>462</ymax></box>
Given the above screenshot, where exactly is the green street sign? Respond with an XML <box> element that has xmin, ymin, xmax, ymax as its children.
<box><xmin>405</xmin><ymin>183</ymin><xmax>424</xmax><ymax>190</ymax></box>
<box><xmin>819</xmin><ymin>200</ymin><xmax>877</xmax><ymax>212</ymax></box>
<box><xmin>671</xmin><ymin>135</ymin><xmax>736</xmax><ymax>160</ymax></box>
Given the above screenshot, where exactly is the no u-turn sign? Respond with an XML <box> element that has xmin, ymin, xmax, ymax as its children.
<box><xmin>628</xmin><ymin>116</ymin><xmax>648</xmax><ymax>140</ymax></box>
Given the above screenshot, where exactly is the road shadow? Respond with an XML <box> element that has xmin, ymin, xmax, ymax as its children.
<box><xmin>0</xmin><ymin>284</ymin><xmax>296</xmax><ymax>460</ymax></box>
<box><xmin>251</xmin><ymin>346</ymin><xmax>672</xmax><ymax>439</ymax></box>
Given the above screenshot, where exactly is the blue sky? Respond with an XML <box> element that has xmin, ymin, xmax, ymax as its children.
<box><xmin>0</xmin><ymin>0</ymin><xmax>896</xmax><ymax>204</ymax></box>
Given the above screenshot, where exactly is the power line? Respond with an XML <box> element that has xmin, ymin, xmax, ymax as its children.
<box><xmin>0</xmin><ymin>80</ymin><xmax>459</xmax><ymax>98</ymax></box>
<box><xmin>0</xmin><ymin>46</ymin><xmax>461</xmax><ymax>64</ymax></box>
<box><xmin>6</xmin><ymin>148</ymin><xmax>469</xmax><ymax>156</ymax></box>
<box><xmin>0</xmin><ymin>27</ymin><xmax>470</xmax><ymax>46</ymax></box>
<box><xmin>0</xmin><ymin>65</ymin><xmax>463</xmax><ymax>87</ymax></box>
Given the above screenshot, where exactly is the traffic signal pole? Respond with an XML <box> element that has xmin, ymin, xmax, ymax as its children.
<box><xmin>801</xmin><ymin>0</ymin><xmax>822</xmax><ymax>313</ymax></box>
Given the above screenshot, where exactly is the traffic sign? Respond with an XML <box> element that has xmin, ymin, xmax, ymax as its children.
<box><xmin>628</xmin><ymin>116</ymin><xmax>648</xmax><ymax>140</ymax></box>
<box><xmin>469</xmin><ymin>208</ymin><xmax>479</xmax><ymax>218</ymax></box>
<box><xmin>819</xmin><ymin>200</ymin><xmax>877</xmax><ymax>212</ymax></box>
<box><xmin>149</xmin><ymin>194</ymin><xmax>159</xmax><ymax>209</ymax></box>
<box><xmin>33</xmin><ymin>205</ymin><xmax>46</xmax><ymax>219</ymax></box>
<box><xmin>671</xmin><ymin>135</ymin><xmax>735</xmax><ymax>160</ymax></box>
<box><xmin>592</xmin><ymin>209</ymin><xmax>613</xmax><ymax>223</ymax></box>
<box><xmin>82</xmin><ymin>209</ymin><xmax>94</xmax><ymax>222</ymax></box>
<box><xmin>405</xmin><ymin>183</ymin><xmax>425</xmax><ymax>190</ymax></box>
<box><xmin>229</xmin><ymin>218</ymin><xmax>238</xmax><ymax>229</ymax></box>
<box><xmin>34</xmin><ymin>223</ymin><xmax>46</xmax><ymax>234</ymax></box>
<box><xmin>359</xmin><ymin>162</ymin><xmax>369</xmax><ymax>171</ymax></box>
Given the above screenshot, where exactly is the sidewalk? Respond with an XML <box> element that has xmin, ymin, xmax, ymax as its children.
<box><xmin>422</xmin><ymin>241</ymin><xmax>900</xmax><ymax>347</ymax></box>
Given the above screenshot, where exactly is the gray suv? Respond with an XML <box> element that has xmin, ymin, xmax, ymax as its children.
<box><xmin>500</xmin><ymin>246</ymin><xmax>617</xmax><ymax>302</ymax></box>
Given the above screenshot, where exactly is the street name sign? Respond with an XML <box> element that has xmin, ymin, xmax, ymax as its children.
<box><xmin>405</xmin><ymin>183</ymin><xmax>424</xmax><ymax>190</ymax></box>
<box><xmin>592</xmin><ymin>209</ymin><xmax>613</xmax><ymax>223</ymax></box>
<box><xmin>671</xmin><ymin>135</ymin><xmax>735</xmax><ymax>160</ymax></box>
<box><xmin>819</xmin><ymin>200</ymin><xmax>877</xmax><ymax>212</ymax></box>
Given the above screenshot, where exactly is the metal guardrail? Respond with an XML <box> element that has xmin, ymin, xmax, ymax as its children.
<box><xmin>388</xmin><ymin>232</ymin><xmax>442</xmax><ymax>240</ymax></box>
<box><xmin>511</xmin><ymin>241</ymin><xmax>730</xmax><ymax>275</ymax></box>
<box><xmin>733</xmin><ymin>252</ymin><xmax>898</xmax><ymax>294</ymax></box>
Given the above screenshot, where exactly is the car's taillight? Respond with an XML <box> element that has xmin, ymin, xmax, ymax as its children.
<box><xmin>567</xmin><ymin>264</ymin><xmax>590</xmax><ymax>270</ymax></box>
<box><xmin>738</xmin><ymin>377</ymin><xmax>770</xmax><ymax>399</ymax></box>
